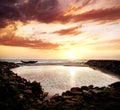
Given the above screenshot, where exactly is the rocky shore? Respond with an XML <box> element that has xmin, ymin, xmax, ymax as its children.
<box><xmin>86</xmin><ymin>60</ymin><xmax>120</xmax><ymax>76</ymax></box>
<box><xmin>0</xmin><ymin>61</ymin><xmax>120</xmax><ymax>110</ymax></box>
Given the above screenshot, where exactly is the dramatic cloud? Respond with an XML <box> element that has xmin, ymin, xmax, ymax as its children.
<box><xmin>0</xmin><ymin>35</ymin><xmax>60</xmax><ymax>49</ymax></box>
<box><xmin>73</xmin><ymin>8</ymin><xmax>120</xmax><ymax>23</ymax></box>
<box><xmin>0</xmin><ymin>0</ymin><xmax>120</xmax><ymax>59</ymax></box>
<box><xmin>0</xmin><ymin>0</ymin><xmax>59</xmax><ymax>28</ymax></box>
<box><xmin>0</xmin><ymin>0</ymin><xmax>120</xmax><ymax>27</ymax></box>
<box><xmin>0</xmin><ymin>4</ymin><xmax>20</xmax><ymax>28</ymax></box>
<box><xmin>19</xmin><ymin>0</ymin><xmax>59</xmax><ymax>22</ymax></box>
<box><xmin>0</xmin><ymin>0</ymin><xmax>18</xmax><ymax>4</ymax></box>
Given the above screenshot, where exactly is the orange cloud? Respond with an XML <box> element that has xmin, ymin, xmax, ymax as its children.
<box><xmin>0</xmin><ymin>35</ymin><xmax>60</xmax><ymax>49</ymax></box>
<box><xmin>53</xmin><ymin>26</ymin><xmax>81</xmax><ymax>36</ymax></box>
<box><xmin>73</xmin><ymin>8</ymin><xmax>120</xmax><ymax>22</ymax></box>
<box><xmin>56</xmin><ymin>7</ymin><xmax>120</xmax><ymax>24</ymax></box>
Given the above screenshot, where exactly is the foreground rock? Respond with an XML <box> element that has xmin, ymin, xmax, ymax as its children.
<box><xmin>0</xmin><ymin>61</ymin><xmax>120</xmax><ymax>110</ymax></box>
<box><xmin>47</xmin><ymin>83</ymin><xmax>120</xmax><ymax>110</ymax></box>
<box><xmin>0</xmin><ymin>61</ymin><xmax>46</xmax><ymax>110</ymax></box>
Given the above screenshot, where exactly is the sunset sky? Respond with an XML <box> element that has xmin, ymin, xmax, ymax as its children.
<box><xmin>0</xmin><ymin>0</ymin><xmax>120</xmax><ymax>59</ymax></box>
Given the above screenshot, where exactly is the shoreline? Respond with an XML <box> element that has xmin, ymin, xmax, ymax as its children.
<box><xmin>86</xmin><ymin>60</ymin><xmax>120</xmax><ymax>77</ymax></box>
<box><xmin>0</xmin><ymin>60</ymin><xmax>120</xmax><ymax>110</ymax></box>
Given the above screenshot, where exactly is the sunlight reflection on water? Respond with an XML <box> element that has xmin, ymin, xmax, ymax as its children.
<box><xmin>12</xmin><ymin>66</ymin><xmax>120</xmax><ymax>96</ymax></box>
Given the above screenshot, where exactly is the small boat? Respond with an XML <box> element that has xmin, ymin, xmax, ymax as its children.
<box><xmin>21</xmin><ymin>60</ymin><xmax>38</xmax><ymax>64</ymax></box>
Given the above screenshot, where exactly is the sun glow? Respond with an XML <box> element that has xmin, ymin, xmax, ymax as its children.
<box><xmin>64</xmin><ymin>49</ymin><xmax>77</xmax><ymax>60</ymax></box>
<box><xmin>60</xmin><ymin>44</ymin><xmax>90</xmax><ymax>60</ymax></box>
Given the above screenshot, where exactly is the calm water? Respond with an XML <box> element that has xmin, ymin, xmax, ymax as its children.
<box><xmin>12</xmin><ymin>65</ymin><xmax>120</xmax><ymax>96</ymax></box>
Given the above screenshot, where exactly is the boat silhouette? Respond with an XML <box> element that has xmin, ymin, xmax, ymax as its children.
<box><xmin>21</xmin><ymin>60</ymin><xmax>38</xmax><ymax>64</ymax></box>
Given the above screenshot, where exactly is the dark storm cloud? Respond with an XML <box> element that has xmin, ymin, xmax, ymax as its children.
<box><xmin>0</xmin><ymin>0</ymin><xmax>59</xmax><ymax>27</ymax></box>
<box><xmin>0</xmin><ymin>35</ymin><xmax>60</xmax><ymax>49</ymax></box>
<box><xmin>0</xmin><ymin>5</ymin><xmax>19</xmax><ymax>19</ymax></box>
<box><xmin>0</xmin><ymin>0</ymin><xmax>18</xmax><ymax>4</ymax></box>
<box><xmin>1</xmin><ymin>0</ymin><xmax>120</xmax><ymax>28</ymax></box>
<box><xmin>17</xmin><ymin>0</ymin><xmax>59</xmax><ymax>23</ymax></box>
<box><xmin>0</xmin><ymin>4</ymin><xmax>20</xmax><ymax>28</ymax></box>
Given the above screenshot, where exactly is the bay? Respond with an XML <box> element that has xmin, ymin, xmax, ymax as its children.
<box><xmin>12</xmin><ymin>65</ymin><xmax>120</xmax><ymax>96</ymax></box>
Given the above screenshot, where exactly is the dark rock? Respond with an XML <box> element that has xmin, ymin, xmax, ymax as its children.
<box><xmin>62</xmin><ymin>90</ymin><xmax>72</xmax><ymax>96</ymax></box>
<box><xmin>16</xmin><ymin>76</ymin><xmax>24</xmax><ymax>83</ymax></box>
<box><xmin>24</xmin><ymin>89</ymin><xmax>32</xmax><ymax>94</ymax></box>
<box><xmin>22</xmin><ymin>78</ymin><xmax>27</xmax><ymax>83</ymax></box>
<box><xmin>83</xmin><ymin>90</ymin><xmax>91</xmax><ymax>95</ymax></box>
<box><xmin>81</xmin><ymin>86</ymin><xmax>89</xmax><ymax>91</ymax></box>
<box><xmin>1</xmin><ymin>61</ymin><xmax>120</xmax><ymax>110</ymax></box>
<box><xmin>18</xmin><ymin>94</ymin><xmax>24</xmax><ymax>100</ymax></box>
<box><xmin>51</xmin><ymin>94</ymin><xmax>63</xmax><ymax>102</ymax></box>
<box><xmin>71</xmin><ymin>97</ymin><xmax>79</xmax><ymax>101</ymax></box>
<box><xmin>71</xmin><ymin>87</ymin><xmax>81</xmax><ymax>92</ymax></box>
<box><xmin>86</xmin><ymin>60</ymin><xmax>120</xmax><ymax>75</ymax></box>
<box><xmin>65</xmin><ymin>100</ymin><xmax>76</xmax><ymax>104</ymax></box>
<box><xmin>42</xmin><ymin>92</ymin><xmax>49</xmax><ymax>98</ymax></box>
<box><xmin>31</xmin><ymin>81</ymin><xmax>43</xmax><ymax>98</ymax></box>
<box><xmin>2</xmin><ymin>75</ymin><xmax>9</xmax><ymax>80</ymax></box>
<box><xmin>109</xmin><ymin>82</ymin><xmax>120</xmax><ymax>89</ymax></box>
<box><xmin>37</xmin><ymin>99</ymin><xmax>42</xmax><ymax>105</ymax></box>
<box><xmin>9</xmin><ymin>81</ymin><xmax>16</xmax><ymax>85</ymax></box>
<box><xmin>25</xmin><ymin>86</ymin><xmax>32</xmax><ymax>89</ymax></box>
<box><xmin>18</xmin><ymin>83</ymin><xmax>25</xmax><ymax>89</ymax></box>
<box><xmin>92</xmin><ymin>88</ymin><xmax>101</xmax><ymax>94</ymax></box>
<box><xmin>70</xmin><ymin>91</ymin><xmax>82</xmax><ymax>95</ymax></box>
<box><xmin>50</xmin><ymin>99</ymin><xmax>56</xmax><ymax>104</ymax></box>
<box><xmin>62</xmin><ymin>95</ymin><xmax>73</xmax><ymax>100</ymax></box>
<box><xmin>83</xmin><ymin>90</ymin><xmax>93</xmax><ymax>100</ymax></box>
<box><xmin>88</xmin><ymin>85</ymin><xmax>94</xmax><ymax>89</ymax></box>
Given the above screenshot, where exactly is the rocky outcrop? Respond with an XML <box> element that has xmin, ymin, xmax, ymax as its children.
<box><xmin>0</xmin><ymin>61</ymin><xmax>46</xmax><ymax>110</ymax></box>
<box><xmin>0</xmin><ymin>61</ymin><xmax>120</xmax><ymax>110</ymax></box>
<box><xmin>46</xmin><ymin>83</ymin><xmax>120</xmax><ymax>110</ymax></box>
<box><xmin>86</xmin><ymin>60</ymin><xmax>120</xmax><ymax>76</ymax></box>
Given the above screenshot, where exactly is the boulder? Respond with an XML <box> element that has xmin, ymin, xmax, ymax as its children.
<box><xmin>81</xmin><ymin>86</ymin><xmax>89</xmax><ymax>91</ymax></box>
<box><xmin>62</xmin><ymin>90</ymin><xmax>72</xmax><ymax>96</ymax></box>
<box><xmin>18</xmin><ymin>83</ymin><xmax>25</xmax><ymax>89</ymax></box>
<box><xmin>37</xmin><ymin>99</ymin><xmax>42</xmax><ymax>105</ymax></box>
<box><xmin>25</xmin><ymin>86</ymin><xmax>32</xmax><ymax>89</ymax></box>
<box><xmin>70</xmin><ymin>91</ymin><xmax>82</xmax><ymax>95</ymax></box>
<box><xmin>65</xmin><ymin>100</ymin><xmax>76</xmax><ymax>104</ymax></box>
<box><xmin>83</xmin><ymin>90</ymin><xmax>93</xmax><ymax>100</ymax></box>
<box><xmin>88</xmin><ymin>85</ymin><xmax>94</xmax><ymax>89</ymax></box>
<box><xmin>62</xmin><ymin>95</ymin><xmax>73</xmax><ymax>100</ymax></box>
<box><xmin>51</xmin><ymin>94</ymin><xmax>63</xmax><ymax>102</ymax></box>
<box><xmin>42</xmin><ymin>92</ymin><xmax>49</xmax><ymax>98</ymax></box>
<box><xmin>18</xmin><ymin>94</ymin><xmax>24</xmax><ymax>100</ymax></box>
<box><xmin>9</xmin><ymin>81</ymin><xmax>16</xmax><ymax>85</ymax></box>
<box><xmin>24</xmin><ymin>89</ymin><xmax>32</xmax><ymax>94</ymax></box>
<box><xmin>31</xmin><ymin>81</ymin><xmax>43</xmax><ymax>98</ymax></box>
<box><xmin>71</xmin><ymin>87</ymin><xmax>81</xmax><ymax>92</ymax></box>
<box><xmin>91</xmin><ymin>88</ymin><xmax>102</xmax><ymax>96</ymax></box>
<box><xmin>109</xmin><ymin>82</ymin><xmax>120</xmax><ymax>89</ymax></box>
